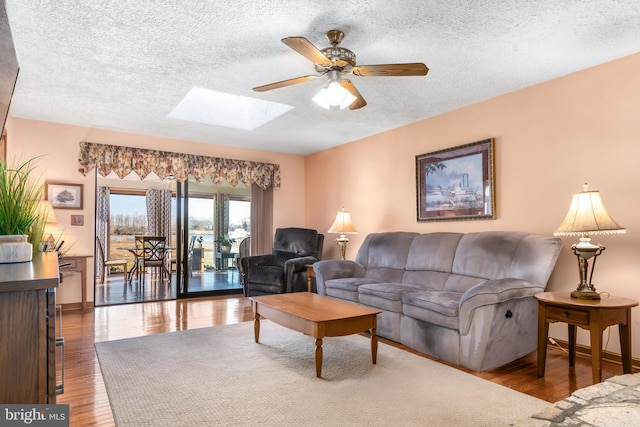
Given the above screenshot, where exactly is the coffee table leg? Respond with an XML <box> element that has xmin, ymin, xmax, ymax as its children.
<box><xmin>371</xmin><ymin>325</ymin><xmax>378</xmax><ymax>364</ymax></box>
<box><xmin>315</xmin><ymin>338</ymin><xmax>323</xmax><ymax>377</ymax></box>
<box><xmin>254</xmin><ymin>313</ymin><xmax>260</xmax><ymax>343</ymax></box>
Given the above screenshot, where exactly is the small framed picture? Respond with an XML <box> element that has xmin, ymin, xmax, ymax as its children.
<box><xmin>70</xmin><ymin>214</ymin><xmax>84</xmax><ymax>226</ymax></box>
<box><xmin>416</xmin><ymin>138</ymin><xmax>495</xmax><ymax>222</ymax></box>
<box><xmin>45</xmin><ymin>182</ymin><xmax>84</xmax><ymax>210</ymax></box>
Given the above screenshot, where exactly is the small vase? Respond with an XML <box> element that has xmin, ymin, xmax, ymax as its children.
<box><xmin>0</xmin><ymin>235</ymin><xmax>33</xmax><ymax>263</ymax></box>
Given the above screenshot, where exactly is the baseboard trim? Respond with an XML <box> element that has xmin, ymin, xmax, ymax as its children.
<box><xmin>552</xmin><ymin>338</ymin><xmax>640</xmax><ymax>369</ymax></box>
<box><xmin>60</xmin><ymin>302</ymin><xmax>94</xmax><ymax>311</ymax></box>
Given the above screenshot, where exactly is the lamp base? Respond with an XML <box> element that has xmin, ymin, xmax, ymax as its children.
<box><xmin>335</xmin><ymin>238</ymin><xmax>348</xmax><ymax>260</ymax></box>
<box><xmin>571</xmin><ymin>288</ymin><xmax>601</xmax><ymax>300</ymax></box>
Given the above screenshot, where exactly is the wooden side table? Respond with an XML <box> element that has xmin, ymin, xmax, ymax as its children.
<box><xmin>59</xmin><ymin>254</ymin><xmax>92</xmax><ymax>311</ymax></box>
<box><xmin>306</xmin><ymin>264</ymin><xmax>316</xmax><ymax>292</ymax></box>
<box><xmin>535</xmin><ymin>291</ymin><xmax>638</xmax><ymax>384</ymax></box>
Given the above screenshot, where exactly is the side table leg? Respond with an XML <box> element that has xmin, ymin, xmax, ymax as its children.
<box><xmin>568</xmin><ymin>324</ymin><xmax>577</xmax><ymax>367</ymax></box>
<box><xmin>315</xmin><ymin>338</ymin><xmax>323</xmax><ymax>378</ymax></box>
<box><xmin>619</xmin><ymin>311</ymin><xmax>633</xmax><ymax>374</ymax></box>
<box><xmin>590</xmin><ymin>326</ymin><xmax>603</xmax><ymax>384</ymax></box>
<box><xmin>536</xmin><ymin>304</ymin><xmax>548</xmax><ymax>377</ymax></box>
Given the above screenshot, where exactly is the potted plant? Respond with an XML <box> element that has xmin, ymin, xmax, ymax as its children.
<box><xmin>215</xmin><ymin>235</ymin><xmax>234</xmax><ymax>253</ymax></box>
<box><xmin>0</xmin><ymin>157</ymin><xmax>46</xmax><ymax>263</ymax></box>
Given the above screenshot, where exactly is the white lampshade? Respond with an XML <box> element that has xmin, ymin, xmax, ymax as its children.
<box><xmin>328</xmin><ymin>208</ymin><xmax>358</xmax><ymax>235</ymax></box>
<box><xmin>38</xmin><ymin>200</ymin><xmax>57</xmax><ymax>224</ymax></box>
<box><xmin>313</xmin><ymin>80</ymin><xmax>356</xmax><ymax>110</ymax></box>
<box><xmin>554</xmin><ymin>183</ymin><xmax>625</xmax><ymax>237</ymax></box>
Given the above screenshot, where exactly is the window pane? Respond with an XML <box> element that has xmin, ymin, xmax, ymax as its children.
<box><xmin>229</xmin><ymin>199</ymin><xmax>250</xmax><ymax>251</ymax></box>
<box><xmin>109</xmin><ymin>193</ymin><xmax>147</xmax><ymax>258</ymax></box>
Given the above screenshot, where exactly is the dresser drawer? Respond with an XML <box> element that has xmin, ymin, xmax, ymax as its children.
<box><xmin>60</xmin><ymin>258</ymin><xmax>78</xmax><ymax>270</ymax></box>
<box><xmin>546</xmin><ymin>306</ymin><xmax>589</xmax><ymax>325</ymax></box>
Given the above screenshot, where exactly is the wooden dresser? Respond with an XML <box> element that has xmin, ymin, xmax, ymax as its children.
<box><xmin>0</xmin><ymin>252</ymin><xmax>60</xmax><ymax>403</ymax></box>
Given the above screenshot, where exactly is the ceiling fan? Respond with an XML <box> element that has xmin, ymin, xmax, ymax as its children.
<box><xmin>253</xmin><ymin>29</ymin><xmax>429</xmax><ymax>110</ymax></box>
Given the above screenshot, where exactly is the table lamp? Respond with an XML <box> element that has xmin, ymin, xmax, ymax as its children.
<box><xmin>37</xmin><ymin>200</ymin><xmax>58</xmax><ymax>251</ymax></box>
<box><xmin>328</xmin><ymin>207</ymin><xmax>357</xmax><ymax>260</ymax></box>
<box><xmin>554</xmin><ymin>183</ymin><xmax>626</xmax><ymax>300</ymax></box>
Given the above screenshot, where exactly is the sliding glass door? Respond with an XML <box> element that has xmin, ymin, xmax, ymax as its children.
<box><xmin>176</xmin><ymin>179</ymin><xmax>247</xmax><ymax>298</ymax></box>
<box><xmin>94</xmin><ymin>172</ymin><xmax>248</xmax><ymax>304</ymax></box>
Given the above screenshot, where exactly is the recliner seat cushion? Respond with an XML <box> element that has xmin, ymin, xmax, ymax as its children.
<box><xmin>358</xmin><ymin>283</ymin><xmax>422</xmax><ymax>313</ymax></box>
<box><xmin>247</xmin><ymin>265</ymin><xmax>284</xmax><ymax>287</ymax></box>
<box><xmin>273</xmin><ymin>250</ymin><xmax>297</xmax><ymax>267</ymax></box>
<box><xmin>325</xmin><ymin>277</ymin><xmax>381</xmax><ymax>293</ymax></box>
<box><xmin>402</xmin><ymin>290</ymin><xmax>463</xmax><ymax>330</ymax></box>
<box><xmin>247</xmin><ymin>283</ymin><xmax>284</xmax><ymax>295</ymax></box>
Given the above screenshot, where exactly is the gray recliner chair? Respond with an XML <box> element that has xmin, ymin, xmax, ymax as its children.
<box><xmin>241</xmin><ymin>228</ymin><xmax>324</xmax><ymax>297</ymax></box>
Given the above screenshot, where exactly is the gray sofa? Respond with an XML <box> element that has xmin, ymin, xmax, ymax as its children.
<box><xmin>313</xmin><ymin>231</ymin><xmax>562</xmax><ymax>372</ymax></box>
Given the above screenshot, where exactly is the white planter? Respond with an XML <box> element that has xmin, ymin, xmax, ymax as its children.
<box><xmin>0</xmin><ymin>235</ymin><xmax>33</xmax><ymax>263</ymax></box>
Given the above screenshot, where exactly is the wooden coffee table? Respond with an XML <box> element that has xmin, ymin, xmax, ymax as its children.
<box><xmin>250</xmin><ymin>292</ymin><xmax>381</xmax><ymax>377</ymax></box>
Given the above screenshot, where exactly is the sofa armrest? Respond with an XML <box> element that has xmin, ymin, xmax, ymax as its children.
<box><xmin>458</xmin><ymin>279</ymin><xmax>544</xmax><ymax>335</ymax></box>
<box><xmin>312</xmin><ymin>260</ymin><xmax>365</xmax><ymax>295</ymax></box>
<box><xmin>241</xmin><ymin>254</ymin><xmax>275</xmax><ymax>268</ymax></box>
<box><xmin>284</xmin><ymin>256</ymin><xmax>319</xmax><ymax>293</ymax></box>
<box><xmin>284</xmin><ymin>256</ymin><xmax>318</xmax><ymax>272</ymax></box>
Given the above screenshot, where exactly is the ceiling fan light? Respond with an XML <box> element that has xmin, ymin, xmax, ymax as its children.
<box><xmin>312</xmin><ymin>88</ymin><xmax>331</xmax><ymax>109</ymax></box>
<box><xmin>325</xmin><ymin>80</ymin><xmax>346</xmax><ymax>106</ymax></box>
<box><xmin>313</xmin><ymin>79</ymin><xmax>356</xmax><ymax>110</ymax></box>
<box><xmin>340</xmin><ymin>90</ymin><xmax>356</xmax><ymax>110</ymax></box>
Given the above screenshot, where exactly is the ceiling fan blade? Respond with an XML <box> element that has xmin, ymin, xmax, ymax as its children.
<box><xmin>341</xmin><ymin>79</ymin><xmax>367</xmax><ymax>110</ymax></box>
<box><xmin>281</xmin><ymin>36</ymin><xmax>332</xmax><ymax>67</ymax></box>
<box><xmin>351</xmin><ymin>63</ymin><xmax>429</xmax><ymax>77</ymax></box>
<box><xmin>253</xmin><ymin>75</ymin><xmax>319</xmax><ymax>92</ymax></box>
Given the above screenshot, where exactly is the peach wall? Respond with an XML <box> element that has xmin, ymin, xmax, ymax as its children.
<box><xmin>306</xmin><ymin>52</ymin><xmax>640</xmax><ymax>357</ymax></box>
<box><xmin>5</xmin><ymin>118</ymin><xmax>306</xmax><ymax>304</ymax></box>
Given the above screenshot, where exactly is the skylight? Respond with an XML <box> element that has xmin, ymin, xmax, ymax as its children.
<box><xmin>168</xmin><ymin>87</ymin><xmax>294</xmax><ymax>131</ymax></box>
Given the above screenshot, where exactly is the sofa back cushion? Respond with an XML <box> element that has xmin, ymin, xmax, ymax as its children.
<box><xmin>405</xmin><ymin>232</ymin><xmax>463</xmax><ymax>272</ymax></box>
<box><xmin>357</xmin><ymin>232</ymin><xmax>418</xmax><ymax>283</ymax></box>
<box><xmin>448</xmin><ymin>231</ymin><xmax>562</xmax><ymax>292</ymax></box>
<box><xmin>399</xmin><ymin>233</ymin><xmax>462</xmax><ymax>290</ymax></box>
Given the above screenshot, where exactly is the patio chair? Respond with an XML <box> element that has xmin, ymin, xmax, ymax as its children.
<box><xmin>135</xmin><ymin>236</ymin><xmax>170</xmax><ymax>284</ymax></box>
<box><xmin>95</xmin><ymin>237</ymin><xmax>128</xmax><ymax>284</ymax></box>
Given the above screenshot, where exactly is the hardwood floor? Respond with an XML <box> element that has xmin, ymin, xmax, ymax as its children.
<box><xmin>94</xmin><ymin>269</ymin><xmax>242</xmax><ymax>306</ymax></box>
<box><xmin>58</xmin><ymin>295</ymin><xmax>635</xmax><ymax>426</ymax></box>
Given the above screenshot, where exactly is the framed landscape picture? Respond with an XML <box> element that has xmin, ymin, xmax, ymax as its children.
<box><xmin>45</xmin><ymin>181</ymin><xmax>84</xmax><ymax>209</ymax></box>
<box><xmin>416</xmin><ymin>138</ymin><xmax>495</xmax><ymax>222</ymax></box>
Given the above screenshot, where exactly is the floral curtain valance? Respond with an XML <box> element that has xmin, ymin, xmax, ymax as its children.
<box><xmin>78</xmin><ymin>141</ymin><xmax>281</xmax><ymax>189</ymax></box>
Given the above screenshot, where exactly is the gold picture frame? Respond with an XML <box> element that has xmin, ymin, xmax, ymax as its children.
<box><xmin>416</xmin><ymin>138</ymin><xmax>495</xmax><ymax>222</ymax></box>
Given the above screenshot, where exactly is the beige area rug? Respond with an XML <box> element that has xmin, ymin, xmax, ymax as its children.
<box><xmin>95</xmin><ymin>321</ymin><xmax>550</xmax><ymax>426</ymax></box>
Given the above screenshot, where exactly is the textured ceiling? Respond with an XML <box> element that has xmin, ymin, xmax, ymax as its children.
<box><xmin>4</xmin><ymin>1</ymin><xmax>640</xmax><ymax>155</ymax></box>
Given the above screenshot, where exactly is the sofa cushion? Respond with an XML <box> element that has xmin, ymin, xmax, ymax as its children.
<box><xmin>405</xmin><ymin>232</ymin><xmax>462</xmax><ymax>272</ymax></box>
<box><xmin>356</xmin><ymin>232</ymin><xmax>418</xmax><ymax>269</ymax></box>
<box><xmin>452</xmin><ymin>232</ymin><xmax>521</xmax><ymax>281</ymax></box>
<box><xmin>363</xmin><ymin>267</ymin><xmax>405</xmax><ymax>283</ymax></box>
<box><xmin>402</xmin><ymin>270</ymin><xmax>452</xmax><ymax>291</ymax></box>
<box><xmin>358</xmin><ymin>283</ymin><xmax>423</xmax><ymax>313</ymax></box>
<box><xmin>442</xmin><ymin>274</ymin><xmax>486</xmax><ymax>293</ymax></box>
<box><xmin>402</xmin><ymin>290</ymin><xmax>463</xmax><ymax>330</ymax></box>
<box><xmin>325</xmin><ymin>277</ymin><xmax>382</xmax><ymax>302</ymax></box>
